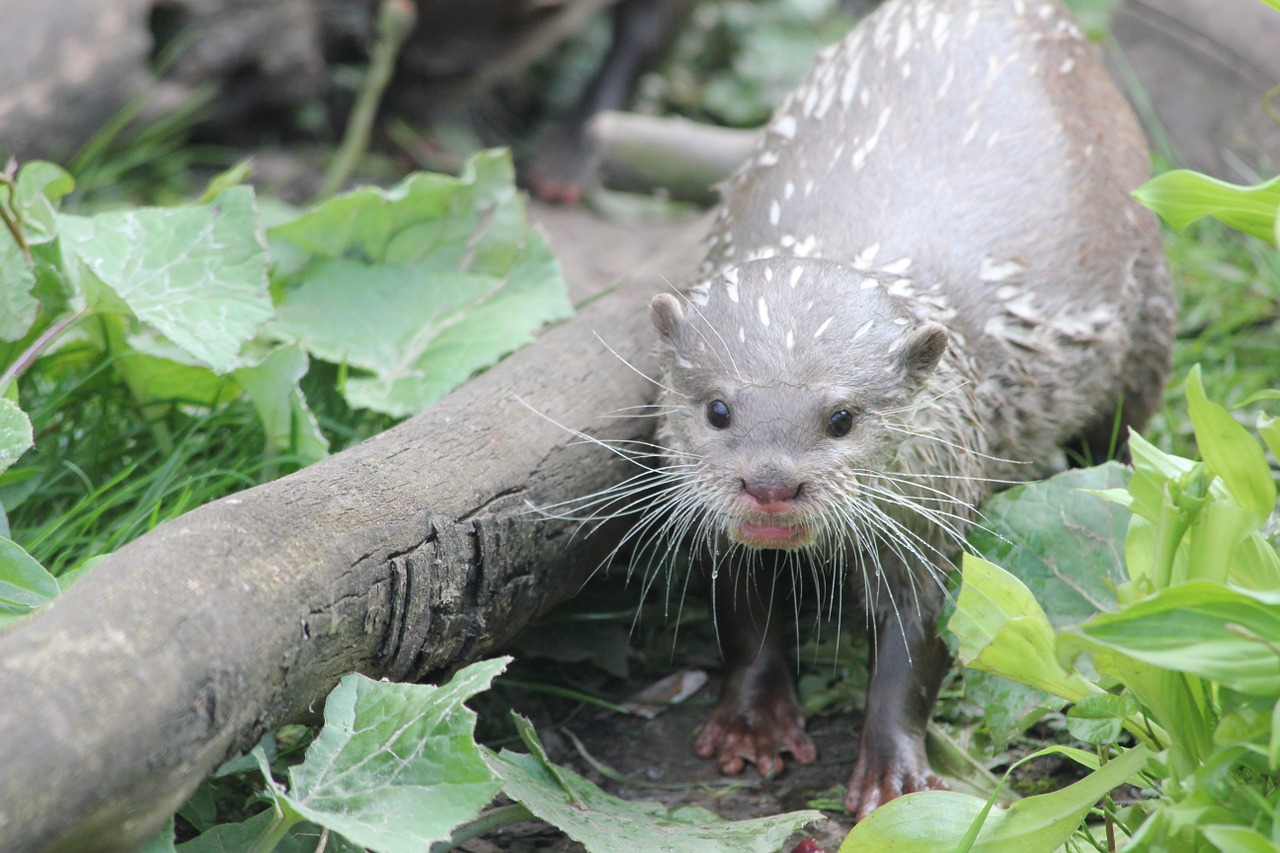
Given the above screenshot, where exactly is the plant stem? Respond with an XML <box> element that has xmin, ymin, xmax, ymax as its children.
<box><xmin>0</xmin><ymin>176</ymin><xmax>33</xmax><ymax>266</ymax></box>
<box><xmin>319</xmin><ymin>0</ymin><xmax>416</xmax><ymax>198</ymax></box>
<box><xmin>0</xmin><ymin>308</ymin><xmax>85</xmax><ymax>391</ymax></box>
<box><xmin>252</xmin><ymin>809</ymin><xmax>300</xmax><ymax>853</ymax></box>
<box><xmin>430</xmin><ymin>803</ymin><xmax>536</xmax><ymax>853</ymax></box>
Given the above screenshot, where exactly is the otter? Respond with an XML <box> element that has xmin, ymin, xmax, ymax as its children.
<box><xmin>644</xmin><ymin>0</ymin><xmax>1173</xmax><ymax>820</ymax></box>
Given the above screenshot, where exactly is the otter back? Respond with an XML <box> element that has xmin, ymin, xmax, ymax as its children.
<box><xmin>698</xmin><ymin>0</ymin><xmax>1172</xmax><ymax>459</ymax></box>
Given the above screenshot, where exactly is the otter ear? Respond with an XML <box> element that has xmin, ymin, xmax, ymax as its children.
<box><xmin>899</xmin><ymin>322</ymin><xmax>948</xmax><ymax>378</ymax></box>
<box><xmin>649</xmin><ymin>293</ymin><xmax>687</xmax><ymax>345</ymax></box>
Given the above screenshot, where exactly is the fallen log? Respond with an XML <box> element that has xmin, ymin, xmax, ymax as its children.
<box><xmin>590</xmin><ymin>111</ymin><xmax>757</xmax><ymax>204</ymax></box>
<box><xmin>0</xmin><ymin>230</ymin><xmax>697</xmax><ymax>851</ymax></box>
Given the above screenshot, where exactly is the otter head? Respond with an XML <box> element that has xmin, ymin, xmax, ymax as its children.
<box><xmin>649</xmin><ymin>257</ymin><xmax>948</xmax><ymax>551</ymax></box>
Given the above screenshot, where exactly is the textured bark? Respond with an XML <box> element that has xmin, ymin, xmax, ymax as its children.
<box><xmin>0</xmin><ymin>249</ymin><xmax>693</xmax><ymax>851</ymax></box>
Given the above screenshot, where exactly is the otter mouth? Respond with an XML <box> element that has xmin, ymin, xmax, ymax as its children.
<box><xmin>733</xmin><ymin>520</ymin><xmax>811</xmax><ymax>550</ymax></box>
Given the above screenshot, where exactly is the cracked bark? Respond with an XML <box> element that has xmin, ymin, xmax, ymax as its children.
<box><xmin>0</xmin><ymin>242</ymin><xmax>695</xmax><ymax>851</ymax></box>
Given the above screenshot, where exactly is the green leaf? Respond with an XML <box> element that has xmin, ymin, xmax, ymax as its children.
<box><xmin>0</xmin><ymin>233</ymin><xmax>37</xmax><ymax>342</ymax></box>
<box><xmin>1257</xmin><ymin>415</ymin><xmax>1280</xmax><ymax>473</ymax></box>
<box><xmin>269</xmin><ymin>151</ymin><xmax>572</xmax><ymax>416</ymax></box>
<box><xmin>1125</xmin><ymin>431</ymin><xmax>1196</xmax><ymax>524</ymax></box>
<box><xmin>110</xmin><ymin>335</ymin><xmax>328</xmax><ymax>464</ymax></box>
<box><xmin>0</xmin><ymin>161</ymin><xmax>74</xmax><ymax>343</ymax></box>
<box><xmin>0</xmin><ymin>535</ymin><xmax>60</xmax><ymax>626</ymax></box>
<box><xmin>1133</xmin><ymin>170</ymin><xmax>1280</xmax><ymax>244</ymax></box>
<box><xmin>950</xmin><ymin>555</ymin><xmax>1097</xmax><ymax>703</ymax></box>
<box><xmin>275</xmin><ymin>660</ymin><xmax>508</xmax><ymax>853</ymax></box>
<box><xmin>111</xmin><ymin>345</ymin><xmax>242</xmax><ymax>410</ymax></box>
<box><xmin>14</xmin><ymin>161</ymin><xmax>74</xmax><ymax>240</ymax></box>
<box><xmin>0</xmin><ymin>397</ymin><xmax>33</xmax><ymax>476</ymax></box>
<box><xmin>1232</xmin><ymin>532</ymin><xmax>1280</xmax><ymax>592</ymax></box>
<box><xmin>57</xmin><ymin>555</ymin><xmax>107</xmax><ymax>592</ymax></box>
<box><xmin>968</xmin><ymin>464</ymin><xmax>1130</xmax><ymax>628</ymax></box>
<box><xmin>1061</xmin><ymin>582</ymin><xmax>1280</xmax><ymax>696</ymax></box>
<box><xmin>1086</xmin><ymin>647</ymin><xmax>1209</xmax><ymax>774</ymax></box>
<box><xmin>232</xmin><ymin>344</ymin><xmax>329</xmax><ymax>464</ymax></box>
<box><xmin>1200</xmin><ymin>824</ymin><xmax>1280</xmax><ymax>853</ymax></box>
<box><xmin>1185</xmin><ymin>365</ymin><xmax>1276</xmax><ymax>521</ymax></box>
<box><xmin>57</xmin><ymin>186</ymin><xmax>272</xmax><ymax>374</ymax></box>
<box><xmin>177</xmin><ymin>808</ymin><xmax>364</xmax><ymax>853</ymax></box>
<box><xmin>836</xmin><ymin>745</ymin><xmax>1150</xmax><ymax>852</ymax></box>
<box><xmin>138</xmin><ymin>816</ymin><xmax>177</xmax><ymax>853</ymax></box>
<box><xmin>1065</xmin><ymin>693</ymin><xmax>1137</xmax><ymax>745</ymax></box>
<box><xmin>958</xmin><ymin>670</ymin><xmax>1063</xmax><ymax>752</ymax></box>
<box><xmin>491</xmin><ymin>746</ymin><xmax>821</xmax><ymax>853</ymax></box>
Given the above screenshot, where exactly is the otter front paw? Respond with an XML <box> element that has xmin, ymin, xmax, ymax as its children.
<box><xmin>843</xmin><ymin>740</ymin><xmax>946</xmax><ymax>821</ymax></box>
<box><xmin>524</xmin><ymin>123</ymin><xmax>595</xmax><ymax>205</ymax></box>
<box><xmin>694</xmin><ymin>697</ymin><xmax>817</xmax><ymax>777</ymax></box>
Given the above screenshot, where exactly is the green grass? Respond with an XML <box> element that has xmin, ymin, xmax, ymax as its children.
<box><xmin>6</xmin><ymin>360</ymin><xmax>271</xmax><ymax>576</ymax></box>
<box><xmin>1144</xmin><ymin>221</ymin><xmax>1280</xmax><ymax>456</ymax></box>
<box><xmin>2</xmin><ymin>348</ymin><xmax>393</xmax><ymax>577</ymax></box>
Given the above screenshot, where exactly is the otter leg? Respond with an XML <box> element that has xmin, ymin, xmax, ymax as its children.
<box><xmin>695</xmin><ymin>555</ymin><xmax>818</xmax><ymax>776</ymax></box>
<box><xmin>845</xmin><ymin>576</ymin><xmax>949</xmax><ymax>820</ymax></box>
<box><xmin>524</xmin><ymin>0</ymin><xmax>696</xmax><ymax>204</ymax></box>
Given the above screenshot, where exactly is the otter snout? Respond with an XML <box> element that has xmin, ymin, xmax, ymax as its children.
<box><xmin>742</xmin><ymin>477</ymin><xmax>800</xmax><ymax>513</ymax></box>
<box><xmin>732</xmin><ymin>473</ymin><xmax>813</xmax><ymax>549</ymax></box>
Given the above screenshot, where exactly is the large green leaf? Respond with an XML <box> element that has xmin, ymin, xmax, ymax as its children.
<box><xmin>274</xmin><ymin>660</ymin><xmax>507</xmax><ymax>853</ymax></box>
<box><xmin>837</xmin><ymin>745</ymin><xmax>1150</xmax><ymax>852</ymax></box>
<box><xmin>1133</xmin><ymin>170</ymin><xmax>1280</xmax><ymax>244</ymax></box>
<box><xmin>1060</xmin><ymin>582</ymin><xmax>1280</xmax><ymax>696</ymax></box>
<box><xmin>952</xmin><ymin>467</ymin><xmax>1128</xmax><ymax>747</ymax></box>
<box><xmin>57</xmin><ymin>187</ymin><xmax>272</xmax><ymax>374</ymax></box>
<box><xmin>968</xmin><ymin>464</ymin><xmax>1130</xmax><ymax>628</ymax></box>
<box><xmin>0</xmin><ymin>535</ymin><xmax>59</xmax><ymax>627</ymax></box>
<box><xmin>950</xmin><ymin>555</ymin><xmax>1097</xmax><ymax>703</ymax></box>
<box><xmin>232</xmin><ymin>344</ymin><xmax>328</xmax><ymax>464</ymax></box>
<box><xmin>269</xmin><ymin>151</ymin><xmax>572</xmax><ymax>417</ymax></box>
<box><xmin>491</xmin><ymin>744</ymin><xmax>822</xmax><ymax>853</ymax></box>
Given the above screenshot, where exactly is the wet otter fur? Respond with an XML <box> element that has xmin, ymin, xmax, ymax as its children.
<box><xmin>644</xmin><ymin>0</ymin><xmax>1174</xmax><ymax>820</ymax></box>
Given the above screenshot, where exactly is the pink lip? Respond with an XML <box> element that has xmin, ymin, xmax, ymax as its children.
<box><xmin>735</xmin><ymin>521</ymin><xmax>808</xmax><ymax>548</ymax></box>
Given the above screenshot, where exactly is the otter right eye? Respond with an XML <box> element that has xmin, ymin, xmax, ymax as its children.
<box><xmin>827</xmin><ymin>409</ymin><xmax>855</xmax><ymax>438</ymax></box>
<box><xmin>705</xmin><ymin>400</ymin><xmax>731</xmax><ymax>429</ymax></box>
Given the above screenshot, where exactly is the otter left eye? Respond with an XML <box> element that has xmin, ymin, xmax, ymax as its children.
<box><xmin>827</xmin><ymin>410</ymin><xmax>854</xmax><ymax>438</ymax></box>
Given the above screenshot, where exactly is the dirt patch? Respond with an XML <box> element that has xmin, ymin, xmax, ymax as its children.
<box><xmin>476</xmin><ymin>673</ymin><xmax>858</xmax><ymax>852</ymax></box>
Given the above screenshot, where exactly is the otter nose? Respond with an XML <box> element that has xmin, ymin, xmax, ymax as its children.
<box><xmin>742</xmin><ymin>478</ymin><xmax>800</xmax><ymax>513</ymax></box>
